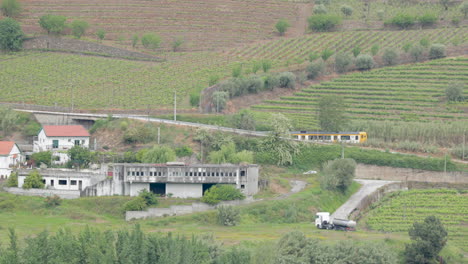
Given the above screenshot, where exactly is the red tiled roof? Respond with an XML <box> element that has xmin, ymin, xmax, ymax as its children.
<box><xmin>43</xmin><ymin>125</ymin><xmax>90</xmax><ymax>137</ymax></box>
<box><xmin>0</xmin><ymin>141</ymin><xmax>15</xmax><ymax>155</ymax></box>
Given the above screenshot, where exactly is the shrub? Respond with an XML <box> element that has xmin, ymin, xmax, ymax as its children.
<box><xmin>313</xmin><ymin>4</ymin><xmax>327</xmax><ymax>14</ymax></box>
<box><xmin>212</xmin><ymin>91</ymin><xmax>229</xmax><ymax>112</ymax></box>
<box><xmin>429</xmin><ymin>44</ymin><xmax>446</xmax><ymax>59</ymax></box>
<box><xmin>387</xmin><ymin>13</ymin><xmax>415</xmax><ymax>29</ymax></box>
<box><xmin>142</xmin><ymin>145</ymin><xmax>176</xmax><ymax>163</ymax></box>
<box><xmin>340</xmin><ymin>5</ymin><xmax>353</xmax><ymax>17</ymax></box>
<box><xmin>138</xmin><ymin>189</ymin><xmax>158</xmax><ymax>206</ymax></box>
<box><xmin>22</xmin><ymin>170</ymin><xmax>45</xmax><ymax>189</ymax></box>
<box><xmin>251</xmin><ymin>61</ymin><xmax>261</xmax><ymax>74</ymax></box>
<box><xmin>461</xmin><ymin>2</ymin><xmax>468</xmax><ymax>18</ymax></box>
<box><xmin>39</xmin><ymin>14</ymin><xmax>67</xmax><ymax>35</ymax></box>
<box><xmin>0</xmin><ymin>17</ymin><xmax>23</xmax><ymax>51</ymax></box>
<box><xmin>131</xmin><ymin>34</ymin><xmax>138</xmax><ymax>48</ymax></box>
<box><xmin>306</xmin><ymin>60</ymin><xmax>324</xmax><ymax>79</ymax></box>
<box><xmin>320</xmin><ymin>158</ymin><xmax>356</xmax><ymax>192</ymax></box>
<box><xmin>308</xmin><ymin>51</ymin><xmax>320</xmax><ymax>62</ymax></box>
<box><xmin>263</xmin><ymin>74</ymin><xmax>279</xmax><ymax>90</ymax></box>
<box><xmin>6</xmin><ymin>171</ymin><xmax>18</xmax><ymax>187</ymax></box>
<box><xmin>352</xmin><ymin>46</ymin><xmax>361</xmax><ymax>57</ymax></box>
<box><xmin>229</xmin><ymin>109</ymin><xmax>256</xmax><ymax>130</ymax></box>
<box><xmin>70</xmin><ymin>20</ymin><xmax>89</xmax><ymax>38</ymax></box>
<box><xmin>382</xmin><ymin>48</ymin><xmax>399</xmax><ymax>66</ymax></box>
<box><xmin>418</xmin><ymin>13</ymin><xmax>438</xmax><ymax>27</ymax></box>
<box><xmin>217</xmin><ymin>206</ymin><xmax>240</xmax><ymax>226</ymax></box>
<box><xmin>450</xmin><ymin>144</ymin><xmax>467</xmax><ymax>159</ymax></box>
<box><xmin>355</xmin><ymin>54</ymin><xmax>374</xmax><ymax>70</ymax></box>
<box><xmin>321</xmin><ymin>48</ymin><xmax>334</xmax><ymax>61</ymax></box>
<box><xmin>201</xmin><ymin>184</ymin><xmax>245</xmax><ymax>205</ymax></box>
<box><xmin>275</xmin><ymin>18</ymin><xmax>290</xmax><ymax>36</ymax></box>
<box><xmin>175</xmin><ymin>145</ymin><xmax>193</xmax><ymax>157</ymax></box>
<box><xmin>334</xmin><ymin>52</ymin><xmax>352</xmax><ymax>73</ymax></box>
<box><xmin>419</xmin><ymin>37</ymin><xmax>430</xmax><ymax>48</ymax></box>
<box><xmin>96</xmin><ymin>29</ymin><xmax>105</xmax><ymax>41</ymax></box>
<box><xmin>245</xmin><ymin>75</ymin><xmax>264</xmax><ymax>93</ymax></box>
<box><xmin>409</xmin><ymin>45</ymin><xmax>424</xmax><ymax>61</ymax></box>
<box><xmin>262</xmin><ymin>60</ymin><xmax>272</xmax><ymax>73</ymax></box>
<box><xmin>189</xmin><ymin>92</ymin><xmax>200</xmax><ymax>107</ymax></box>
<box><xmin>446</xmin><ymin>83</ymin><xmax>465</xmax><ymax>102</ymax></box>
<box><xmin>308</xmin><ymin>14</ymin><xmax>341</xmax><ymax>32</ymax></box>
<box><xmin>232</xmin><ymin>64</ymin><xmax>242</xmax><ymax>78</ymax></box>
<box><xmin>44</xmin><ymin>195</ymin><xmax>62</xmax><ymax>208</ymax></box>
<box><xmin>1</xmin><ymin>0</ymin><xmax>21</xmax><ymax>17</ymax></box>
<box><xmin>230</xmin><ymin>150</ymin><xmax>254</xmax><ymax>164</ymax></box>
<box><xmin>370</xmin><ymin>44</ymin><xmax>379</xmax><ymax>56</ymax></box>
<box><xmin>31</xmin><ymin>151</ymin><xmax>52</xmax><ymax>167</ymax></box>
<box><xmin>141</xmin><ymin>33</ymin><xmax>161</xmax><ymax>49</ymax></box>
<box><xmin>278</xmin><ymin>72</ymin><xmax>296</xmax><ymax>89</ymax></box>
<box><xmin>122</xmin><ymin>196</ymin><xmax>147</xmax><ymax>211</ymax></box>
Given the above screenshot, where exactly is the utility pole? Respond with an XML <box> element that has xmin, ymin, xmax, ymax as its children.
<box><xmin>341</xmin><ymin>142</ymin><xmax>344</xmax><ymax>159</ymax></box>
<box><xmin>71</xmin><ymin>84</ymin><xmax>74</xmax><ymax>112</ymax></box>
<box><xmin>173</xmin><ymin>90</ymin><xmax>177</xmax><ymax>121</ymax></box>
<box><xmin>463</xmin><ymin>130</ymin><xmax>466</xmax><ymax>161</ymax></box>
<box><xmin>157</xmin><ymin>127</ymin><xmax>160</xmax><ymax>144</ymax></box>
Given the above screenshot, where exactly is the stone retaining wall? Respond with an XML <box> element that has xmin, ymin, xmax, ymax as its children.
<box><xmin>4</xmin><ymin>187</ymin><xmax>81</xmax><ymax>199</ymax></box>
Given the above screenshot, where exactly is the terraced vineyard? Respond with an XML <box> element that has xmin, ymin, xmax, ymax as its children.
<box><xmin>252</xmin><ymin>57</ymin><xmax>468</xmax><ymax>128</ymax></box>
<box><xmin>228</xmin><ymin>28</ymin><xmax>467</xmax><ymax>63</ymax></box>
<box><xmin>365</xmin><ymin>189</ymin><xmax>468</xmax><ymax>253</ymax></box>
<box><xmin>17</xmin><ymin>0</ymin><xmax>298</xmax><ymax>50</ymax></box>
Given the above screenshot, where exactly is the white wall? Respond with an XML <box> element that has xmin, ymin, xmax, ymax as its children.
<box><xmin>129</xmin><ymin>183</ymin><xmax>150</xmax><ymax>196</ymax></box>
<box><xmin>0</xmin><ymin>144</ymin><xmax>23</xmax><ymax>179</ymax></box>
<box><xmin>34</xmin><ymin>129</ymin><xmax>89</xmax><ymax>152</ymax></box>
<box><xmin>166</xmin><ymin>183</ymin><xmax>203</xmax><ymax>198</ymax></box>
<box><xmin>18</xmin><ymin>175</ymin><xmax>91</xmax><ymax>191</ymax></box>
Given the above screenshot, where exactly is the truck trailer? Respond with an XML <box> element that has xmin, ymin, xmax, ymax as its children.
<box><xmin>315</xmin><ymin>212</ymin><xmax>356</xmax><ymax>231</ymax></box>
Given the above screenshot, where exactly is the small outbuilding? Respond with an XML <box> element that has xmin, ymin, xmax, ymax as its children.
<box><xmin>0</xmin><ymin>141</ymin><xmax>24</xmax><ymax>179</ymax></box>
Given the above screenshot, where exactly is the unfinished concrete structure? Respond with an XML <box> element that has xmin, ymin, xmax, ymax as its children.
<box><xmin>83</xmin><ymin>163</ymin><xmax>259</xmax><ymax>198</ymax></box>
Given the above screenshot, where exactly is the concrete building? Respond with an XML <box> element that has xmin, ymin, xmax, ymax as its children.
<box><xmin>33</xmin><ymin>125</ymin><xmax>90</xmax><ymax>164</ymax></box>
<box><xmin>0</xmin><ymin>141</ymin><xmax>24</xmax><ymax>179</ymax></box>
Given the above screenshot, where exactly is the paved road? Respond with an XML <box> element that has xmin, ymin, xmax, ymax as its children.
<box><xmin>331</xmin><ymin>179</ymin><xmax>397</xmax><ymax>219</ymax></box>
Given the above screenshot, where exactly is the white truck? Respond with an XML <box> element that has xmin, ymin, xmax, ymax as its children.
<box><xmin>315</xmin><ymin>212</ymin><xmax>356</xmax><ymax>231</ymax></box>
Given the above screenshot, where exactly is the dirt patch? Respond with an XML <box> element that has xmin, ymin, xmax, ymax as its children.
<box><xmin>270</xmin><ymin>179</ymin><xmax>289</xmax><ymax>194</ymax></box>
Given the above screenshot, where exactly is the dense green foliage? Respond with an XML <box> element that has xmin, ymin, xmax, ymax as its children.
<box><xmin>445</xmin><ymin>82</ymin><xmax>465</xmax><ymax>102</ymax></box>
<box><xmin>30</xmin><ymin>151</ymin><xmax>52</xmax><ymax>167</ymax></box>
<box><xmin>334</xmin><ymin>52</ymin><xmax>352</xmax><ymax>73</ymax></box>
<box><xmin>22</xmin><ymin>170</ymin><xmax>44</xmax><ymax>189</ymax></box>
<box><xmin>0</xmin><ymin>0</ymin><xmax>20</xmax><ymax>17</ymax></box>
<box><xmin>141</xmin><ymin>145</ymin><xmax>176</xmax><ymax>163</ymax></box>
<box><xmin>67</xmin><ymin>145</ymin><xmax>95</xmax><ymax>168</ymax></box>
<box><xmin>208</xmin><ymin>142</ymin><xmax>254</xmax><ymax>164</ymax></box>
<box><xmin>122</xmin><ymin>190</ymin><xmax>158</xmax><ymax>212</ymax></box>
<box><xmin>201</xmin><ymin>185</ymin><xmax>245</xmax><ymax>205</ymax></box>
<box><xmin>321</xmin><ymin>158</ymin><xmax>356</xmax><ymax>192</ymax></box>
<box><xmin>307</xmin><ymin>14</ymin><xmax>341</xmax><ymax>32</ymax></box>
<box><xmin>382</xmin><ymin>48</ymin><xmax>398</xmax><ymax>66</ymax></box>
<box><xmin>6</xmin><ymin>171</ymin><xmax>18</xmax><ymax>187</ymax></box>
<box><xmin>306</xmin><ymin>60</ymin><xmax>324</xmax><ymax>79</ymax></box>
<box><xmin>217</xmin><ymin>205</ymin><xmax>241</xmax><ymax>226</ymax></box>
<box><xmin>387</xmin><ymin>13</ymin><xmax>416</xmax><ymax>29</ymax></box>
<box><xmin>275</xmin><ymin>18</ymin><xmax>290</xmax><ymax>36</ymax></box>
<box><xmin>0</xmin><ymin>18</ymin><xmax>23</xmax><ymax>51</ymax></box>
<box><xmin>141</xmin><ymin>33</ymin><xmax>161</xmax><ymax>49</ymax></box>
<box><xmin>70</xmin><ymin>20</ymin><xmax>89</xmax><ymax>38</ymax></box>
<box><xmin>429</xmin><ymin>43</ymin><xmax>446</xmax><ymax>59</ymax></box>
<box><xmin>418</xmin><ymin>12</ymin><xmax>438</xmax><ymax>27</ymax></box>
<box><xmin>39</xmin><ymin>14</ymin><xmax>67</xmax><ymax>34</ymax></box>
<box><xmin>318</xmin><ymin>95</ymin><xmax>347</xmax><ymax>131</ymax></box>
<box><xmin>355</xmin><ymin>54</ymin><xmax>374</xmax><ymax>70</ymax></box>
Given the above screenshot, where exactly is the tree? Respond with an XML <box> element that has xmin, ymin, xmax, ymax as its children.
<box><xmin>68</xmin><ymin>146</ymin><xmax>95</xmax><ymax>168</ymax></box>
<box><xmin>141</xmin><ymin>33</ymin><xmax>161</xmax><ymax>50</ymax></box>
<box><xmin>340</xmin><ymin>5</ymin><xmax>353</xmax><ymax>17</ymax></box>
<box><xmin>39</xmin><ymin>14</ymin><xmax>67</xmax><ymax>35</ymax></box>
<box><xmin>275</xmin><ymin>18</ymin><xmax>290</xmax><ymax>36</ymax></box>
<box><xmin>420</xmin><ymin>37</ymin><xmax>430</xmax><ymax>48</ymax></box>
<box><xmin>446</xmin><ymin>82</ymin><xmax>464</xmax><ymax>102</ymax></box>
<box><xmin>308</xmin><ymin>51</ymin><xmax>320</xmax><ymax>62</ymax></box>
<box><xmin>6</xmin><ymin>171</ymin><xmax>18</xmax><ymax>187</ymax></box>
<box><xmin>217</xmin><ymin>206</ymin><xmax>241</xmax><ymax>226</ymax></box>
<box><xmin>278</xmin><ymin>72</ymin><xmax>296</xmax><ymax>89</ymax></box>
<box><xmin>0</xmin><ymin>18</ymin><xmax>24</xmax><ymax>51</ymax></box>
<box><xmin>201</xmin><ymin>184</ymin><xmax>245</xmax><ymax>205</ymax></box>
<box><xmin>96</xmin><ymin>29</ymin><xmax>105</xmax><ymax>42</ymax></box>
<box><xmin>355</xmin><ymin>54</ymin><xmax>374</xmax><ymax>70</ymax></box>
<box><xmin>382</xmin><ymin>48</ymin><xmax>398</xmax><ymax>65</ymax></box>
<box><xmin>142</xmin><ymin>145</ymin><xmax>176</xmax><ymax>163</ymax></box>
<box><xmin>313</xmin><ymin>4</ymin><xmax>328</xmax><ymax>14</ymax></box>
<box><xmin>352</xmin><ymin>46</ymin><xmax>361</xmax><ymax>57</ymax></box>
<box><xmin>334</xmin><ymin>52</ymin><xmax>352</xmax><ymax>73</ymax></box>
<box><xmin>387</xmin><ymin>13</ymin><xmax>415</xmax><ymax>29</ymax></box>
<box><xmin>22</xmin><ymin>170</ymin><xmax>45</xmax><ymax>189</ymax></box>
<box><xmin>229</xmin><ymin>109</ymin><xmax>256</xmax><ymax>130</ymax></box>
<box><xmin>370</xmin><ymin>44</ymin><xmax>379</xmax><ymax>56</ymax></box>
<box><xmin>1</xmin><ymin>0</ymin><xmax>20</xmax><ymax>17</ymax></box>
<box><xmin>404</xmin><ymin>216</ymin><xmax>447</xmax><ymax>264</ymax></box>
<box><xmin>171</xmin><ymin>36</ymin><xmax>184</xmax><ymax>51</ymax></box>
<box><xmin>321</xmin><ymin>48</ymin><xmax>334</xmax><ymax>61</ymax></box>
<box><xmin>70</xmin><ymin>20</ymin><xmax>88</xmax><ymax>38</ymax></box>
<box><xmin>320</xmin><ymin>158</ymin><xmax>356</xmax><ymax>192</ymax></box>
<box><xmin>410</xmin><ymin>45</ymin><xmax>424</xmax><ymax>62</ymax></box>
<box><xmin>308</xmin><ymin>14</ymin><xmax>341</xmax><ymax>32</ymax></box>
<box><xmin>262</xmin><ymin>60</ymin><xmax>272</xmax><ymax>73</ymax></box>
<box><xmin>418</xmin><ymin>13</ymin><xmax>438</xmax><ymax>27</ymax></box>
<box><xmin>212</xmin><ymin>91</ymin><xmax>229</xmax><ymax>112</ymax></box>
<box><xmin>31</xmin><ymin>151</ymin><xmax>52</xmax><ymax>167</ymax></box>
<box><xmin>429</xmin><ymin>43</ymin><xmax>446</xmax><ymax>59</ymax></box>
<box><xmin>306</xmin><ymin>60</ymin><xmax>324</xmax><ymax>79</ymax></box>
<box><xmin>461</xmin><ymin>2</ymin><xmax>468</xmax><ymax>18</ymax></box>
<box><xmin>318</xmin><ymin>95</ymin><xmax>346</xmax><ymax>131</ymax></box>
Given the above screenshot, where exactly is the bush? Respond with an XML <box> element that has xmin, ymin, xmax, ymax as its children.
<box><xmin>450</xmin><ymin>144</ymin><xmax>467</xmax><ymax>159</ymax></box>
<box><xmin>245</xmin><ymin>75</ymin><xmax>264</xmax><ymax>93</ymax></box>
<box><xmin>229</xmin><ymin>109</ymin><xmax>256</xmax><ymax>130</ymax></box>
<box><xmin>6</xmin><ymin>171</ymin><xmax>18</xmax><ymax>187</ymax></box>
<box><xmin>429</xmin><ymin>44</ymin><xmax>446</xmax><ymax>59</ymax></box>
<box><xmin>262</xmin><ymin>60</ymin><xmax>272</xmax><ymax>73</ymax></box>
<box><xmin>141</xmin><ymin>33</ymin><xmax>161</xmax><ymax>50</ymax></box>
<box><xmin>96</xmin><ymin>29</ymin><xmax>105</xmax><ymax>41</ymax></box>
<box><xmin>352</xmin><ymin>46</ymin><xmax>361</xmax><ymax>57</ymax></box>
<box><xmin>138</xmin><ymin>189</ymin><xmax>158</xmax><ymax>206</ymax></box>
<box><xmin>0</xmin><ymin>17</ymin><xmax>24</xmax><ymax>51</ymax></box>
<box><xmin>334</xmin><ymin>52</ymin><xmax>352</xmax><ymax>73</ymax></box>
<box><xmin>409</xmin><ymin>45</ymin><xmax>424</xmax><ymax>62</ymax></box>
<box><xmin>308</xmin><ymin>51</ymin><xmax>320</xmax><ymax>62</ymax></box>
<box><xmin>201</xmin><ymin>184</ymin><xmax>245</xmax><ymax>205</ymax></box>
<box><xmin>461</xmin><ymin>2</ymin><xmax>468</xmax><ymax>18</ymax></box>
<box><xmin>382</xmin><ymin>48</ymin><xmax>399</xmax><ymax>66</ymax></box>
<box><xmin>1</xmin><ymin>0</ymin><xmax>21</xmax><ymax>17</ymax></box>
<box><xmin>212</xmin><ymin>91</ymin><xmax>229</xmax><ymax>112</ymax></box>
<box><xmin>278</xmin><ymin>72</ymin><xmax>296</xmax><ymax>89</ymax></box>
<box><xmin>370</xmin><ymin>44</ymin><xmax>379</xmax><ymax>56</ymax></box>
<box><xmin>39</xmin><ymin>14</ymin><xmax>67</xmax><ymax>34</ymax></box>
<box><xmin>31</xmin><ymin>151</ymin><xmax>52</xmax><ymax>167</ymax></box>
<box><xmin>446</xmin><ymin>83</ymin><xmax>465</xmax><ymax>102</ymax></box>
<box><xmin>340</xmin><ymin>5</ymin><xmax>353</xmax><ymax>17</ymax></box>
<box><xmin>70</xmin><ymin>20</ymin><xmax>88</xmax><ymax>38</ymax></box>
<box><xmin>217</xmin><ymin>205</ymin><xmax>240</xmax><ymax>226</ymax></box>
<box><xmin>306</xmin><ymin>60</ymin><xmax>324</xmax><ymax>79</ymax></box>
<box><xmin>387</xmin><ymin>13</ymin><xmax>415</xmax><ymax>29</ymax></box>
<box><xmin>275</xmin><ymin>18</ymin><xmax>290</xmax><ymax>36</ymax></box>
<box><xmin>320</xmin><ymin>158</ymin><xmax>356</xmax><ymax>192</ymax></box>
<box><xmin>22</xmin><ymin>170</ymin><xmax>45</xmax><ymax>189</ymax></box>
<box><xmin>263</xmin><ymin>74</ymin><xmax>279</xmax><ymax>91</ymax></box>
<box><xmin>321</xmin><ymin>48</ymin><xmax>334</xmax><ymax>61</ymax></box>
<box><xmin>189</xmin><ymin>92</ymin><xmax>200</xmax><ymax>107</ymax></box>
<box><xmin>418</xmin><ymin>13</ymin><xmax>438</xmax><ymax>27</ymax></box>
<box><xmin>142</xmin><ymin>145</ymin><xmax>176</xmax><ymax>163</ymax></box>
<box><xmin>419</xmin><ymin>37</ymin><xmax>430</xmax><ymax>48</ymax></box>
<box><xmin>232</xmin><ymin>64</ymin><xmax>242</xmax><ymax>78</ymax></box>
<box><xmin>44</xmin><ymin>195</ymin><xmax>62</xmax><ymax>208</ymax></box>
<box><xmin>171</xmin><ymin>36</ymin><xmax>184</xmax><ymax>52</ymax></box>
<box><xmin>308</xmin><ymin>14</ymin><xmax>341</xmax><ymax>32</ymax></box>
<box><xmin>175</xmin><ymin>145</ymin><xmax>193</xmax><ymax>157</ymax></box>
<box><xmin>355</xmin><ymin>54</ymin><xmax>374</xmax><ymax>71</ymax></box>
<box><xmin>122</xmin><ymin>196</ymin><xmax>147</xmax><ymax>211</ymax></box>
<box><xmin>313</xmin><ymin>4</ymin><xmax>327</xmax><ymax>14</ymax></box>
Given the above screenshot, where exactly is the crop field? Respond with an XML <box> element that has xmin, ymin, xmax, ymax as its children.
<box><xmin>228</xmin><ymin>27</ymin><xmax>467</xmax><ymax>63</ymax></box>
<box><xmin>17</xmin><ymin>0</ymin><xmax>298</xmax><ymax>51</ymax></box>
<box><xmin>252</xmin><ymin>57</ymin><xmax>468</xmax><ymax>128</ymax></box>
<box><xmin>364</xmin><ymin>189</ymin><xmax>468</xmax><ymax>253</ymax></box>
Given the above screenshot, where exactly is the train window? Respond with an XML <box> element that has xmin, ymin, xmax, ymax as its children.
<box><xmin>341</xmin><ymin>136</ymin><xmax>351</xmax><ymax>140</ymax></box>
<box><xmin>309</xmin><ymin>136</ymin><xmax>318</xmax><ymax>140</ymax></box>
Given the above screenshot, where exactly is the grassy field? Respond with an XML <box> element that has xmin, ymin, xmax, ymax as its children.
<box><xmin>252</xmin><ymin>57</ymin><xmax>468</xmax><ymax>128</ymax></box>
<box><xmin>363</xmin><ymin>189</ymin><xmax>468</xmax><ymax>262</ymax></box>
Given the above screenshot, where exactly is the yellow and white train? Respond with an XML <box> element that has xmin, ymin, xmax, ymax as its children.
<box><xmin>291</xmin><ymin>131</ymin><xmax>368</xmax><ymax>143</ymax></box>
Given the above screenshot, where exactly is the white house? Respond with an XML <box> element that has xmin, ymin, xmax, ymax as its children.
<box><xmin>0</xmin><ymin>141</ymin><xmax>23</xmax><ymax>179</ymax></box>
<box><xmin>33</xmin><ymin>125</ymin><xmax>90</xmax><ymax>164</ymax></box>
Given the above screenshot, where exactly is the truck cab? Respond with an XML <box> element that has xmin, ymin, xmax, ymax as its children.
<box><xmin>315</xmin><ymin>212</ymin><xmax>330</xmax><ymax>229</ymax></box>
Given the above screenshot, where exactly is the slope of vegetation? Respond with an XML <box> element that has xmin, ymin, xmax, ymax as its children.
<box><xmin>364</xmin><ymin>189</ymin><xmax>468</xmax><ymax>256</ymax></box>
<box><xmin>252</xmin><ymin>57</ymin><xmax>468</xmax><ymax>128</ymax></box>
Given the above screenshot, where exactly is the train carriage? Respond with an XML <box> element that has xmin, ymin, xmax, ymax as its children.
<box><xmin>291</xmin><ymin>131</ymin><xmax>367</xmax><ymax>143</ymax></box>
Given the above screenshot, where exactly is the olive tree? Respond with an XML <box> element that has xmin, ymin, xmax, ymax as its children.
<box><xmin>275</xmin><ymin>18</ymin><xmax>290</xmax><ymax>36</ymax></box>
<box><xmin>429</xmin><ymin>44</ymin><xmax>446</xmax><ymax>59</ymax></box>
<box><xmin>382</xmin><ymin>48</ymin><xmax>399</xmax><ymax>65</ymax></box>
<box><xmin>212</xmin><ymin>91</ymin><xmax>229</xmax><ymax>112</ymax></box>
<box><xmin>446</xmin><ymin>83</ymin><xmax>465</xmax><ymax>102</ymax></box>
<box><xmin>410</xmin><ymin>45</ymin><xmax>424</xmax><ymax>62</ymax></box>
<box><xmin>355</xmin><ymin>54</ymin><xmax>374</xmax><ymax>71</ymax></box>
<box><xmin>306</xmin><ymin>60</ymin><xmax>324</xmax><ymax>79</ymax></box>
<box><xmin>335</xmin><ymin>52</ymin><xmax>352</xmax><ymax>73</ymax></box>
<box><xmin>341</xmin><ymin>5</ymin><xmax>353</xmax><ymax>17</ymax></box>
<box><xmin>70</xmin><ymin>20</ymin><xmax>89</xmax><ymax>39</ymax></box>
<box><xmin>39</xmin><ymin>14</ymin><xmax>67</xmax><ymax>35</ymax></box>
<box><xmin>0</xmin><ymin>17</ymin><xmax>23</xmax><ymax>51</ymax></box>
<box><xmin>141</xmin><ymin>33</ymin><xmax>161</xmax><ymax>50</ymax></box>
<box><xmin>320</xmin><ymin>158</ymin><xmax>356</xmax><ymax>192</ymax></box>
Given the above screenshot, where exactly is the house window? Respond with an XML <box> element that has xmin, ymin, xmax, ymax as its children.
<box><xmin>59</xmin><ymin>180</ymin><xmax>67</xmax><ymax>185</ymax></box>
<box><xmin>75</xmin><ymin>140</ymin><xmax>80</xmax><ymax>146</ymax></box>
<box><xmin>241</xmin><ymin>184</ymin><xmax>245</xmax><ymax>189</ymax></box>
<box><xmin>52</xmin><ymin>140</ymin><xmax>59</xmax><ymax>149</ymax></box>
<box><xmin>82</xmin><ymin>140</ymin><xmax>85</xmax><ymax>145</ymax></box>
<box><xmin>71</xmin><ymin>180</ymin><xmax>77</xmax><ymax>185</ymax></box>
<box><xmin>240</xmin><ymin>170</ymin><xmax>246</xmax><ymax>176</ymax></box>
<box><xmin>51</xmin><ymin>180</ymin><xmax>54</xmax><ymax>186</ymax></box>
